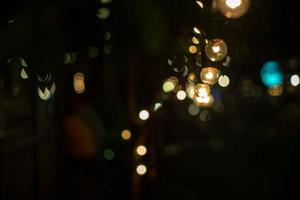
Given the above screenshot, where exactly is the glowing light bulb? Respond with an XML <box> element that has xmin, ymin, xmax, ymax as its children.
<box><xmin>268</xmin><ymin>85</ymin><xmax>283</xmax><ymax>96</ymax></box>
<box><xmin>218</xmin><ymin>75</ymin><xmax>230</xmax><ymax>87</ymax></box>
<box><xmin>189</xmin><ymin>45</ymin><xmax>198</xmax><ymax>54</ymax></box>
<box><xmin>195</xmin><ymin>83</ymin><xmax>211</xmax><ymax>98</ymax></box>
<box><xmin>205</xmin><ymin>39</ymin><xmax>228</xmax><ymax>62</ymax></box>
<box><xmin>194</xmin><ymin>95</ymin><xmax>214</xmax><ymax>107</ymax></box>
<box><xmin>290</xmin><ymin>74</ymin><xmax>300</xmax><ymax>87</ymax></box>
<box><xmin>136</xmin><ymin>165</ymin><xmax>147</xmax><ymax>176</ymax></box>
<box><xmin>217</xmin><ymin>0</ymin><xmax>251</xmax><ymax>19</ymax></box>
<box><xmin>139</xmin><ymin>110</ymin><xmax>149</xmax><ymax>121</ymax></box>
<box><xmin>176</xmin><ymin>90</ymin><xmax>187</xmax><ymax>100</ymax></box>
<box><xmin>200</xmin><ymin>67</ymin><xmax>219</xmax><ymax>85</ymax></box>
<box><xmin>136</xmin><ymin>145</ymin><xmax>147</xmax><ymax>156</ymax></box>
<box><xmin>226</xmin><ymin>0</ymin><xmax>242</xmax><ymax>9</ymax></box>
<box><xmin>121</xmin><ymin>129</ymin><xmax>131</xmax><ymax>140</ymax></box>
<box><xmin>163</xmin><ymin>76</ymin><xmax>178</xmax><ymax>93</ymax></box>
<box><xmin>192</xmin><ymin>36</ymin><xmax>200</xmax><ymax>45</ymax></box>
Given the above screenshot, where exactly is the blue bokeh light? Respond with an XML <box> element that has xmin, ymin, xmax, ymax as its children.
<box><xmin>260</xmin><ymin>61</ymin><xmax>284</xmax><ymax>87</ymax></box>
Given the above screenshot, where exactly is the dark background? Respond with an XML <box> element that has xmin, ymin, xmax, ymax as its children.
<box><xmin>0</xmin><ymin>0</ymin><xmax>300</xmax><ymax>199</ymax></box>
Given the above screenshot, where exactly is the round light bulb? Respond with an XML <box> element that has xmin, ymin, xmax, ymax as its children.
<box><xmin>218</xmin><ymin>75</ymin><xmax>230</xmax><ymax>87</ymax></box>
<box><xmin>217</xmin><ymin>0</ymin><xmax>251</xmax><ymax>19</ymax></box>
<box><xmin>200</xmin><ymin>67</ymin><xmax>219</xmax><ymax>85</ymax></box>
<box><xmin>186</xmin><ymin>83</ymin><xmax>196</xmax><ymax>99</ymax></box>
<box><xmin>136</xmin><ymin>145</ymin><xmax>147</xmax><ymax>156</ymax></box>
<box><xmin>205</xmin><ymin>39</ymin><xmax>228</xmax><ymax>62</ymax></box>
<box><xmin>194</xmin><ymin>95</ymin><xmax>215</xmax><ymax>107</ymax></box>
<box><xmin>139</xmin><ymin>110</ymin><xmax>149</xmax><ymax>121</ymax></box>
<box><xmin>176</xmin><ymin>90</ymin><xmax>187</xmax><ymax>100</ymax></box>
<box><xmin>194</xmin><ymin>83</ymin><xmax>211</xmax><ymax>98</ymax></box>
<box><xmin>163</xmin><ymin>76</ymin><xmax>178</xmax><ymax>93</ymax></box>
<box><xmin>290</xmin><ymin>74</ymin><xmax>300</xmax><ymax>87</ymax></box>
<box><xmin>136</xmin><ymin>165</ymin><xmax>147</xmax><ymax>176</ymax></box>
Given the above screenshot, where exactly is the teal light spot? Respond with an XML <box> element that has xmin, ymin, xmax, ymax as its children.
<box><xmin>260</xmin><ymin>61</ymin><xmax>283</xmax><ymax>87</ymax></box>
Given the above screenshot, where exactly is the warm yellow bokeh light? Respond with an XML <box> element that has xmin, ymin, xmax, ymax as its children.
<box><xmin>176</xmin><ymin>90</ymin><xmax>187</xmax><ymax>100</ymax></box>
<box><xmin>121</xmin><ymin>129</ymin><xmax>131</xmax><ymax>140</ymax></box>
<box><xmin>195</xmin><ymin>83</ymin><xmax>211</xmax><ymax>98</ymax></box>
<box><xmin>163</xmin><ymin>76</ymin><xmax>178</xmax><ymax>93</ymax></box>
<box><xmin>200</xmin><ymin>67</ymin><xmax>219</xmax><ymax>85</ymax></box>
<box><xmin>97</xmin><ymin>7</ymin><xmax>110</xmax><ymax>20</ymax></box>
<box><xmin>268</xmin><ymin>85</ymin><xmax>283</xmax><ymax>96</ymax></box>
<box><xmin>218</xmin><ymin>75</ymin><xmax>230</xmax><ymax>87</ymax></box>
<box><xmin>136</xmin><ymin>145</ymin><xmax>147</xmax><ymax>156</ymax></box>
<box><xmin>189</xmin><ymin>45</ymin><xmax>198</xmax><ymax>54</ymax></box>
<box><xmin>192</xmin><ymin>36</ymin><xmax>200</xmax><ymax>45</ymax></box>
<box><xmin>186</xmin><ymin>83</ymin><xmax>196</xmax><ymax>99</ymax></box>
<box><xmin>205</xmin><ymin>39</ymin><xmax>228</xmax><ymax>62</ymax></box>
<box><xmin>139</xmin><ymin>110</ymin><xmax>149</xmax><ymax>121</ymax></box>
<box><xmin>194</xmin><ymin>95</ymin><xmax>214</xmax><ymax>107</ymax></box>
<box><xmin>73</xmin><ymin>72</ymin><xmax>85</xmax><ymax>94</ymax></box>
<box><xmin>188</xmin><ymin>104</ymin><xmax>200</xmax><ymax>116</ymax></box>
<box><xmin>217</xmin><ymin>0</ymin><xmax>251</xmax><ymax>19</ymax></box>
<box><xmin>226</xmin><ymin>0</ymin><xmax>242</xmax><ymax>9</ymax></box>
<box><xmin>290</xmin><ymin>74</ymin><xmax>300</xmax><ymax>87</ymax></box>
<box><xmin>136</xmin><ymin>165</ymin><xmax>147</xmax><ymax>176</ymax></box>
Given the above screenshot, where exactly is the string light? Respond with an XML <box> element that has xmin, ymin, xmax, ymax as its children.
<box><xmin>136</xmin><ymin>145</ymin><xmax>147</xmax><ymax>156</ymax></box>
<box><xmin>290</xmin><ymin>74</ymin><xmax>300</xmax><ymax>87</ymax></box>
<box><xmin>121</xmin><ymin>129</ymin><xmax>132</xmax><ymax>140</ymax></box>
<box><xmin>139</xmin><ymin>110</ymin><xmax>149</xmax><ymax>121</ymax></box>
<box><xmin>218</xmin><ymin>75</ymin><xmax>230</xmax><ymax>87</ymax></box>
<box><xmin>176</xmin><ymin>90</ymin><xmax>187</xmax><ymax>100</ymax></box>
<box><xmin>200</xmin><ymin>67</ymin><xmax>219</xmax><ymax>85</ymax></box>
<box><xmin>136</xmin><ymin>165</ymin><xmax>147</xmax><ymax>176</ymax></box>
<box><xmin>205</xmin><ymin>39</ymin><xmax>228</xmax><ymax>62</ymax></box>
<box><xmin>217</xmin><ymin>0</ymin><xmax>251</xmax><ymax>19</ymax></box>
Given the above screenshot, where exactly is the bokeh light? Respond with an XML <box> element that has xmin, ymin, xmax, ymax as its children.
<box><xmin>196</xmin><ymin>1</ymin><xmax>204</xmax><ymax>9</ymax></box>
<box><xmin>97</xmin><ymin>7</ymin><xmax>110</xmax><ymax>20</ymax></box>
<box><xmin>163</xmin><ymin>76</ymin><xmax>178</xmax><ymax>92</ymax></box>
<box><xmin>136</xmin><ymin>164</ymin><xmax>147</xmax><ymax>176</ymax></box>
<box><xmin>136</xmin><ymin>145</ymin><xmax>147</xmax><ymax>156</ymax></box>
<box><xmin>189</xmin><ymin>45</ymin><xmax>198</xmax><ymax>54</ymax></box>
<box><xmin>192</xmin><ymin>36</ymin><xmax>200</xmax><ymax>45</ymax></box>
<box><xmin>194</xmin><ymin>95</ymin><xmax>214</xmax><ymax>107</ymax></box>
<box><xmin>20</xmin><ymin>68</ymin><xmax>29</xmax><ymax>79</ymax></box>
<box><xmin>218</xmin><ymin>75</ymin><xmax>230</xmax><ymax>87</ymax></box>
<box><xmin>73</xmin><ymin>72</ymin><xmax>86</xmax><ymax>94</ymax></box>
<box><xmin>268</xmin><ymin>85</ymin><xmax>283</xmax><ymax>96</ymax></box>
<box><xmin>37</xmin><ymin>87</ymin><xmax>51</xmax><ymax>101</ymax></box>
<box><xmin>188</xmin><ymin>104</ymin><xmax>200</xmax><ymax>116</ymax></box>
<box><xmin>200</xmin><ymin>67</ymin><xmax>219</xmax><ymax>85</ymax></box>
<box><xmin>104</xmin><ymin>149</ymin><xmax>115</xmax><ymax>160</ymax></box>
<box><xmin>139</xmin><ymin>110</ymin><xmax>149</xmax><ymax>121</ymax></box>
<box><xmin>176</xmin><ymin>90</ymin><xmax>187</xmax><ymax>100</ymax></box>
<box><xmin>260</xmin><ymin>61</ymin><xmax>283</xmax><ymax>87</ymax></box>
<box><xmin>121</xmin><ymin>129</ymin><xmax>131</xmax><ymax>140</ymax></box>
<box><xmin>290</xmin><ymin>74</ymin><xmax>300</xmax><ymax>87</ymax></box>
<box><xmin>186</xmin><ymin>83</ymin><xmax>196</xmax><ymax>99</ymax></box>
<box><xmin>205</xmin><ymin>39</ymin><xmax>227</xmax><ymax>62</ymax></box>
<box><xmin>217</xmin><ymin>0</ymin><xmax>251</xmax><ymax>19</ymax></box>
<box><xmin>195</xmin><ymin>83</ymin><xmax>211</xmax><ymax>98</ymax></box>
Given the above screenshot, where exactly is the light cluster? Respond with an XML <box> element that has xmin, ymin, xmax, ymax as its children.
<box><xmin>163</xmin><ymin>27</ymin><xmax>230</xmax><ymax>110</ymax></box>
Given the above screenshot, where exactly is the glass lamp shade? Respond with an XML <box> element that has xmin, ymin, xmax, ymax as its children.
<box><xmin>205</xmin><ymin>39</ymin><xmax>228</xmax><ymax>62</ymax></box>
<box><xmin>200</xmin><ymin>67</ymin><xmax>219</xmax><ymax>85</ymax></box>
<box><xmin>194</xmin><ymin>83</ymin><xmax>211</xmax><ymax>98</ymax></box>
<box><xmin>194</xmin><ymin>95</ymin><xmax>215</xmax><ymax>107</ymax></box>
<box><xmin>217</xmin><ymin>0</ymin><xmax>251</xmax><ymax>19</ymax></box>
